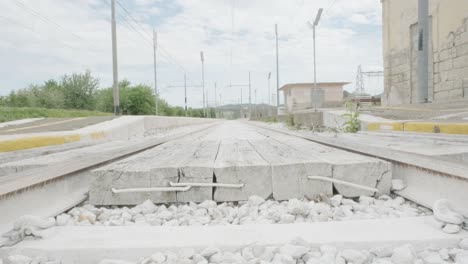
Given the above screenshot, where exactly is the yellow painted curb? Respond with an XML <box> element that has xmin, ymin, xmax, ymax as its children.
<box><xmin>404</xmin><ymin>122</ymin><xmax>468</xmax><ymax>134</ymax></box>
<box><xmin>0</xmin><ymin>134</ymin><xmax>81</xmax><ymax>152</ymax></box>
<box><xmin>366</xmin><ymin>121</ymin><xmax>468</xmax><ymax>135</ymax></box>
<box><xmin>91</xmin><ymin>131</ymin><xmax>106</xmax><ymax>140</ymax></box>
<box><xmin>366</xmin><ymin>122</ymin><xmax>404</xmax><ymax>131</ymax></box>
<box><xmin>403</xmin><ymin>122</ymin><xmax>437</xmax><ymax>133</ymax></box>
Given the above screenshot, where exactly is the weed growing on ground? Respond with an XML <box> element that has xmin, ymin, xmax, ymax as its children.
<box><xmin>342</xmin><ymin>102</ymin><xmax>361</xmax><ymax>133</ymax></box>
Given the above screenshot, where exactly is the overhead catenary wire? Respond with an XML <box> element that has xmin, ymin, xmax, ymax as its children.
<box><xmin>322</xmin><ymin>0</ymin><xmax>338</xmax><ymax>16</ymax></box>
<box><xmin>0</xmin><ymin>15</ymin><xmax>76</xmax><ymax>50</ymax></box>
<box><xmin>11</xmin><ymin>0</ymin><xmax>102</xmax><ymax>51</ymax></box>
<box><xmin>113</xmin><ymin>0</ymin><xmax>196</xmax><ymax>81</ymax></box>
<box><xmin>101</xmin><ymin>0</ymin><xmax>194</xmax><ymax>82</ymax></box>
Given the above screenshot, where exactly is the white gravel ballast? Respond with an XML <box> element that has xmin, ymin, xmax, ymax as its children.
<box><xmin>3</xmin><ymin>238</ymin><xmax>468</xmax><ymax>264</ymax></box>
<box><xmin>58</xmin><ymin>195</ymin><xmax>430</xmax><ymax>227</ymax></box>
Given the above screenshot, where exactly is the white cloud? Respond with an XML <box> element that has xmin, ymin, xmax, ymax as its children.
<box><xmin>349</xmin><ymin>14</ymin><xmax>371</xmax><ymax>24</ymax></box>
<box><xmin>0</xmin><ymin>0</ymin><xmax>384</xmax><ymax>107</ymax></box>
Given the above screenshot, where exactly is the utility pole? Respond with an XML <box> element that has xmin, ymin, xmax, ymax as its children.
<box><xmin>184</xmin><ymin>74</ymin><xmax>187</xmax><ymax>116</ymax></box>
<box><xmin>240</xmin><ymin>87</ymin><xmax>243</xmax><ymax>118</ymax></box>
<box><xmin>153</xmin><ymin>29</ymin><xmax>158</xmax><ymax>115</ymax></box>
<box><xmin>249</xmin><ymin>72</ymin><xmax>251</xmax><ymax>119</ymax></box>
<box><xmin>214</xmin><ymin>82</ymin><xmax>217</xmax><ymax>118</ymax></box>
<box><xmin>214</xmin><ymin>82</ymin><xmax>217</xmax><ymax>107</ymax></box>
<box><xmin>275</xmin><ymin>24</ymin><xmax>280</xmax><ymax>114</ymax></box>
<box><xmin>417</xmin><ymin>0</ymin><xmax>429</xmax><ymax>103</ymax></box>
<box><xmin>200</xmin><ymin>51</ymin><xmax>206</xmax><ymax>117</ymax></box>
<box><xmin>267</xmin><ymin>72</ymin><xmax>271</xmax><ymax>105</ymax></box>
<box><xmin>167</xmin><ymin>77</ymin><xmax>202</xmax><ymax>117</ymax></box>
<box><xmin>254</xmin><ymin>88</ymin><xmax>257</xmax><ymax>118</ymax></box>
<box><xmin>111</xmin><ymin>0</ymin><xmax>119</xmax><ymax>115</ymax></box>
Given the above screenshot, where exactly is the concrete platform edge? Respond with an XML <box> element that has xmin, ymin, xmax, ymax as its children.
<box><xmin>0</xmin><ymin>116</ymin><xmax>217</xmax><ymax>152</ymax></box>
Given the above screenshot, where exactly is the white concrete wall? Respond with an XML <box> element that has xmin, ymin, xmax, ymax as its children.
<box><xmin>80</xmin><ymin>116</ymin><xmax>218</xmax><ymax>141</ymax></box>
<box><xmin>382</xmin><ymin>0</ymin><xmax>468</xmax><ymax>105</ymax></box>
<box><xmin>283</xmin><ymin>84</ymin><xmax>344</xmax><ymax>112</ymax></box>
<box><xmin>0</xmin><ymin>116</ymin><xmax>218</xmax><ymax>150</ymax></box>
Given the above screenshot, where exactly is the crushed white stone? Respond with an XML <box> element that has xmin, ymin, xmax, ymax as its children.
<box><xmin>5</xmin><ymin>241</ymin><xmax>468</xmax><ymax>264</ymax></box>
<box><xmin>58</xmin><ymin>195</ymin><xmax>430</xmax><ymax>227</ymax></box>
<box><xmin>432</xmin><ymin>199</ymin><xmax>468</xmax><ymax>234</ymax></box>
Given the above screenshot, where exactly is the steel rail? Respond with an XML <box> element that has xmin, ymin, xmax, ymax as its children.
<box><xmin>0</xmin><ymin>122</ymin><xmax>220</xmax><ymax>234</ymax></box>
<box><xmin>247</xmin><ymin>121</ymin><xmax>468</xmax><ymax>210</ymax></box>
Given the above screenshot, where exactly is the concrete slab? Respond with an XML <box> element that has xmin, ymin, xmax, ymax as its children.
<box><xmin>0</xmin><ymin>118</ymin><xmax>44</xmax><ymax>128</ymax></box>
<box><xmin>249</xmin><ymin>138</ymin><xmax>332</xmax><ymax>200</ymax></box>
<box><xmin>177</xmin><ymin>140</ymin><xmax>220</xmax><ymax>203</ymax></box>
<box><xmin>0</xmin><ymin>140</ymin><xmax>131</xmax><ymax>177</ymax></box>
<box><xmin>87</xmin><ymin>121</ymin><xmax>392</xmax><ymax>205</ymax></box>
<box><xmin>0</xmin><ymin>170</ymin><xmax>89</xmax><ymax>234</ymax></box>
<box><xmin>254</xmin><ymin>127</ymin><xmax>392</xmax><ymax>197</ymax></box>
<box><xmin>2</xmin><ymin>217</ymin><xmax>466</xmax><ymax>263</ymax></box>
<box><xmin>214</xmin><ymin>139</ymin><xmax>271</xmax><ymax>202</ymax></box>
<box><xmin>0</xmin><ymin>141</ymin><xmax>93</xmax><ymax>165</ymax></box>
<box><xmin>359</xmin><ymin>130</ymin><xmax>468</xmax><ymax>143</ymax></box>
<box><xmin>90</xmin><ymin>138</ymin><xmax>205</xmax><ymax>205</ymax></box>
<box><xmin>0</xmin><ymin>117</ymin><xmax>114</xmax><ymax>135</ymax></box>
<box><xmin>251</xmin><ymin>121</ymin><xmax>468</xmax><ymax>210</ymax></box>
<box><xmin>347</xmin><ymin>132</ymin><xmax>468</xmax><ymax>163</ymax></box>
<box><xmin>0</xmin><ymin>116</ymin><xmax>218</xmax><ymax>152</ymax></box>
<box><xmin>0</xmin><ymin>125</ymin><xmax>220</xmax><ymax>233</ymax></box>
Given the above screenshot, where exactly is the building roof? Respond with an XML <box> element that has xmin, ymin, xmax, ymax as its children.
<box><xmin>279</xmin><ymin>82</ymin><xmax>351</xmax><ymax>91</ymax></box>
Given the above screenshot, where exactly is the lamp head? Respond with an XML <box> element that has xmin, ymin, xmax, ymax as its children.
<box><xmin>313</xmin><ymin>8</ymin><xmax>323</xmax><ymax>26</ymax></box>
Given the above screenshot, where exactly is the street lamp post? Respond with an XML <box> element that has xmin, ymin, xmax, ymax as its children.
<box><xmin>275</xmin><ymin>24</ymin><xmax>280</xmax><ymax>114</ymax></box>
<box><xmin>200</xmin><ymin>51</ymin><xmax>206</xmax><ymax>117</ymax></box>
<box><xmin>309</xmin><ymin>8</ymin><xmax>323</xmax><ymax>112</ymax></box>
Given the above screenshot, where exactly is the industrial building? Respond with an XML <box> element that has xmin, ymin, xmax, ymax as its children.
<box><xmin>280</xmin><ymin>82</ymin><xmax>349</xmax><ymax>112</ymax></box>
<box><xmin>382</xmin><ymin>0</ymin><xmax>468</xmax><ymax>105</ymax></box>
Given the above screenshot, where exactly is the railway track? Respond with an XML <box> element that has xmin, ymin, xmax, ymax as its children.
<box><xmin>248</xmin><ymin>121</ymin><xmax>468</xmax><ymax>210</ymax></box>
<box><xmin>0</xmin><ymin>120</ymin><xmax>467</xmax><ymax>263</ymax></box>
<box><xmin>0</xmin><ymin>123</ymin><xmax>219</xmax><ymax>234</ymax></box>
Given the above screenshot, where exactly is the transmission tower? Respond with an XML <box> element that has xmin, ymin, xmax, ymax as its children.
<box><xmin>353</xmin><ymin>65</ymin><xmax>384</xmax><ymax>95</ymax></box>
<box><xmin>355</xmin><ymin>65</ymin><xmax>364</xmax><ymax>94</ymax></box>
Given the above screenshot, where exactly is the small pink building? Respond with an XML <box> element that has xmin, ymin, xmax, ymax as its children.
<box><xmin>280</xmin><ymin>82</ymin><xmax>350</xmax><ymax>112</ymax></box>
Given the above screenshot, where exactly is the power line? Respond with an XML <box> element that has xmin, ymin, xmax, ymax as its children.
<box><xmin>12</xmin><ymin>0</ymin><xmax>100</xmax><ymax>50</ymax></box>
<box><xmin>0</xmin><ymin>15</ymin><xmax>76</xmax><ymax>50</ymax></box>
<box><xmin>115</xmin><ymin>1</ymin><xmax>153</xmax><ymax>40</ymax></box>
<box><xmin>103</xmin><ymin>0</ymin><xmax>200</xmax><ymax>88</ymax></box>
<box><xmin>114</xmin><ymin>0</ymin><xmax>190</xmax><ymax>74</ymax></box>
<box><xmin>105</xmin><ymin>0</ymin><xmax>185</xmax><ymax>77</ymax></box>
<box><xmin>113</xmin><ymin>0</ymin><xmax>197</xmax><ymax>83</ymax></box>
<box><xmin>100</xmin><ymin>0</ymin><xmax>152</xmax><ymax>48</ymax></box>
<box><xmin>323</xmin><ymin>0</ymin><xmax>338</xmax><ymax>16</ymax></box>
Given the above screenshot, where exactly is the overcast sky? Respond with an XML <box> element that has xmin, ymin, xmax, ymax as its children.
<box><xmin>0</xmin><ymin>0</ymin><xmax>383</xmax><ymax>108</ymax></box>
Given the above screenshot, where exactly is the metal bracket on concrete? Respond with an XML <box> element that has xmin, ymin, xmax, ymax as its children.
<box><xmin>111</xmin><ymin>186</ymin><xmax>192</xmax><ymax>193</ymax></box>
<box><xmin>308</xmin><ymin>176</ymin><xmax>379</xmax><ymax>193</ymax></box>
<box><xmin>169</xmin><ymin>182</ymin><xmax>244</xmax><ymax>188</ymax></box>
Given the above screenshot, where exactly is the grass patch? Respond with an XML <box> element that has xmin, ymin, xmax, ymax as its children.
<box><xmin>0</xmin><ymin>107</ymin><xmax>111</xmax><ymax>123</ymax></box>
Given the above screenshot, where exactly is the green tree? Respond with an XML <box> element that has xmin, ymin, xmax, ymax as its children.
<box><xmin>61</xmin><ymin>70</ymin><xmax>99</xmax><ymax>110</ymax></box>
<box><xmin>0</xmin><ymin>96</ymin><xmax>6</xmax><ymax>106</ymax></box>
<box><xmin>36</xmin><ymin>80</ymin><xmax>65</xmax><ymax>109</ymax></box>
<box><xmin>95</xmin><ymin>88</ymin><xmax>114</xmax><ymax>113</ymax></box>
<box><xmin>6</xmin><ymin>89</ymin><xmax>35</xmax><ymax>107</ymax></box>
<box><xmin>209</xmin><ymin>108</ymin><xmax>216</xmax><ymax>118</ymax></box>
<box><xmin>124</xmin><ymin>84</ymin><xmax>155</xmax><ymax>115</ymax></box>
